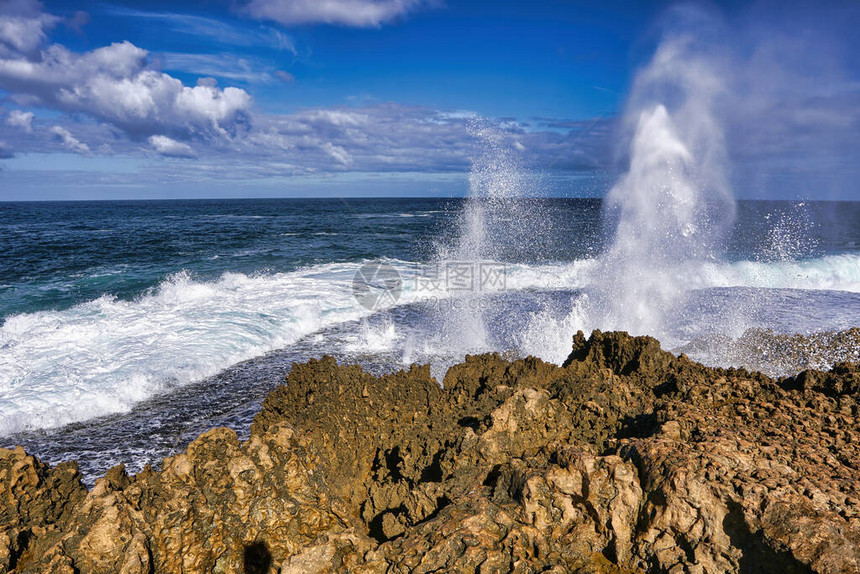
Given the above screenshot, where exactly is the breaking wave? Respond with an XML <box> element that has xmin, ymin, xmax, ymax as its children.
<box><xmin>1</xmin><ymin>253</ymin><xmax>858</xmax><ymax>435</ymax></box>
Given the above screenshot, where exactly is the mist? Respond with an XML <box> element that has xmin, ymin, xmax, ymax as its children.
<box><xmin>645</xmin><ymin>1</ymin><xmax>860</xmax><ymax>201</ymax></box>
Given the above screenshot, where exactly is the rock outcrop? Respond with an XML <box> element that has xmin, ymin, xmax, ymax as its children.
<box><xmin>1</xmin><ymin>425</ymin><xmax>372</xmax><ymax>573</ymax></box>
<box><xmin>1</xmin><ymin>330</ymin><xmax>858</xmax><ymax>573</ymax></box>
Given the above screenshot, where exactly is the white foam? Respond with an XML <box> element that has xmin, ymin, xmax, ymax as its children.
<box><xmin>501</xmin><ymin>254</ymin><xmax>860</xmax><ymax>295</ymax></box>
<box><xmin>694</xmin><ymin>254</ymin><xmax>860</xmax><ymax>293</ymax></box>
<box><xmin>0</xmin><ymin>263</ymin><xmax>416</xmax><ymax>436</ymax></box>
<box><xmin>342</xmin><ymin>318</ymin><xmax>400</xmax><ymax>354</ymax></box>
<box><xmin>1</xmin><ymin>253</ymin><xmax>858</xmax><ymax>436</ymax></box>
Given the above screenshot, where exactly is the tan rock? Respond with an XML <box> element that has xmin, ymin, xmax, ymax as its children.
<box><xmin>1</xmin><ymin>330</ymin><xmax>858</xmax><ymax>573</ymax></box>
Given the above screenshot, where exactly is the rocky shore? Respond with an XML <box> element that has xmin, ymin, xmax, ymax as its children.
<box><xmin>1</xmin><ymin>330</ymin><xmax>858</xmax><ymax>573</ymax></box>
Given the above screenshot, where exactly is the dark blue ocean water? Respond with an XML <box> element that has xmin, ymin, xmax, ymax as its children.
<box><xmin>2</xmin><ymin>198</ymin><xmax>857</xmax><ymax>319</ymax></box>
<box><xmin>0</xmin><ymin>198</ymin><xmax>456</xmax><ymax>318</ymax></box>
<box><xmin>1</xmin><ymin>198</ymin><xmax>858</xmax><ymax>482</ymax></box>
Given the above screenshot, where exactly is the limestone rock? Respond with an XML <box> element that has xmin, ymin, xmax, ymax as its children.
<box><xmin>1</xmin><ymin>330</ymin><xmax>858</xmax><ymax>573</ymax></box>
<box><xmin>2</xmin><ymin>424</ymin><xmax>372</xmax><ymax>573</ymax></box>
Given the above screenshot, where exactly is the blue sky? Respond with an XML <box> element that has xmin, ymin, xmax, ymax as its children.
<box><xmin>87</xmin><ymin>1</ymin><xmax>649</xmax><ymax>119</ymax></box>
<box><xmin>0</xmin><ymin>0</ymin><xmax>857</xmax><ymax>200</ymax></box>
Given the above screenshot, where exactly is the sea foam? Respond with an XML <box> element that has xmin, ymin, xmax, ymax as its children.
<box><xmin>0</xmin><ymin>264</ymin><xmax>393</xmax><ymax>435</ymax></box>
<box><xmin>1</xmin><ymin>254</ymin><xmax>859</xmax><ymax>436</ymax></box>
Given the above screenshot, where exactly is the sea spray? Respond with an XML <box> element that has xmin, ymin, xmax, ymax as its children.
<box><xmin>447</xmin><ymin>119</ymin><xmax>534</xmax><ymax>261</ymax></box>
<box><xmin>596</xmin><ymin>29</ymin><xmax>736</xmax><ymax>338</ymax></box>
<box><xmin>516</xmin><ymin>13</ymin><xmax>737</xmax><ymax>358</ymax></box>
<box><xmin>433</xmin><ymin>120</ymin><xmax>536</xmax><ymax>353</ymax></box>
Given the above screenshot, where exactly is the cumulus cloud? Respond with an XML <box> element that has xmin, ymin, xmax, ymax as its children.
<box><xmin>149</xmin><ymin>135</ymin><xmax>196</xmax><ymax>158</ymax></box>
<box><xmin>0</xmin><ymin>140</ymin><xmax>13</xmax><ymax>158</ymax></box>
<box><xmin>50</xmin><ymin>125</ymin><xmax>91</xmax><ymax>155</ymax></box>
<box><xmin>229</xmin><ymin>104</ymin><xmax>611</xmax><ymax>177</ymax></box>
<box><xmin>0</xmin><ymin>1</ymin><xmax>253</xmax><ymax>141</ymax></box>
<box><xmin>243</xmin><ymin>104</ymin><xmax>473</xmax><ymax>173</ymax></box>
<box><xmin>0</xmin><ymin>0</ymin><xmax>609</xmax><ymax>185</ymax></box>
<box><xmin>1</xmin><ymin>99</ymin><xmax>611</xmax><ymax>182</ymax></box>
<box><xmin>6</xmin><ymin>109</ymin><xmax>33</xmax><ymax>132</ymax></box>
<box><xmin>243</xmin><ymin>0</ymin><xmax>435</xmax><ymax>27</ymax></box>
<box><xmin>0</xmin><ymin>0</ymin><xmax>59</xmax><ymax>57</ymax></box>
<box><xmin>0</xmin><ymin>41</ymin><xmax>252</xmax><ymax>138</ymax></box>
<box><xmin>0</xmin><ymin>114</ymin><xmax>124</xmax><ymax>155</ymax></box>
<box><xmin>0</xmin><ymin>99</ymin><xmax>616</xmax><ymax>198</ymax></box>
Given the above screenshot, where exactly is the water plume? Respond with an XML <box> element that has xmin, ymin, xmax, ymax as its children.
<box><xmin>445</xmin><ymin>118</ymin><xmax>530</xmax><ymax>261</ymax></box>
<box><xmin>594</xmin><ymin>15</ymin><xmax>736</xmax><ymax>340</ymax></box>
<box><xmin>434</xmin><ymin>119</ymin><xmax>534</xmax><ymax>353</ymax></box>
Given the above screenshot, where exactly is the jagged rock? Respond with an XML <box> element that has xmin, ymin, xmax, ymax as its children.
<box><xmin>0</xmin><ymin>447</ymin><xmax>87</xmax><ymax>573</ymax></box>
<box><xmin>1</xmin><ymin>330</ymin><xmax>858</xmax><ymax>573</ymax></box>
<box><xmin>1</xmin><ymin>424</ymin><xmax>372</xmax><ymax>573</ymax></box>
<box><xmin>783</xmin><ymin>361</ymin><xmax>860</xmax><ymax>398</ymax></box>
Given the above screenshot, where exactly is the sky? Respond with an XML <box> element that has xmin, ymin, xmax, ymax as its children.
<box><xmin>0</xmin><ymin>0</ymin><xmax>857</xmax><ymax>200</ymax></box>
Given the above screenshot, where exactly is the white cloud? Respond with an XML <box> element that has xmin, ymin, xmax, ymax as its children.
<box><xmin>162</xmin><ymin>52</ymin><xmax>281</xmax><ymax>84</ymax></box>
<box><xmin>6</xmin><ymin>109</ymin><xmax>33</xmax><ymax>132</ymax></box>
<box><xmin>0</xmin><ymin>0</ymin><xmax>59</xmax><ymax>56</ymax></box>
<box><xmin>0</xmin><ymin>40</ymin><xmax>252</xmax><ymax>138</ymax></box>
<box><xmin>0</xmin><ymin>99</ymin><xmax>612</xmax><ymax>180</ymax></box>
<box><xmin>149</xmin><ymin>135</ymin><xmax>196</xmax><ymax>158</ymax></box>
<box><xmin>226</xmin><ymin>104</ymin><xmax>608</xmax><ymax>176</ymax></box>
<box><xmin>322</xmin><ymin>141</ymin><xmax>352</xmax><ymax>165</ymax></box>
<box><xmin>306</xmin><ymin>109</ymin><xmax>369</xmax><ymax>127</ymax></box>
<box><xmin>0</xmin><ymin>1</ymin><xmax>254</xmax><ymax>141</ymax></box>
<box><xmin>50</xmin><ymin>125</ymin><xmax>91</xmax><ymax>155</ymax></box>
<box><xmin>241</xmin><ymin>104</ymin><xmax>473</xmax><ymax>172</ymax></box>
<box><xmin>243</xmin><ymin>0</ymin><xmax>434</xmax><ymax>27</ymax></box>
<box><xmin>106</xmin><ymin>7</ymin><xmax>297</xmax><ymax>53</ymax></box>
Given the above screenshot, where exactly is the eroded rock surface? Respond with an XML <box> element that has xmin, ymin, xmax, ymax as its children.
<box><xmin>1</xmin><ymin>425</ymin><xmax>371</xmax><ymax>573</ymax></box>
<box><xmin>1</xmin><ymin>330</ymin><xmax>858</xmax><ymax>573</ymax></box>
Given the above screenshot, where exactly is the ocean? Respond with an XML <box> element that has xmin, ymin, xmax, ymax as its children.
<box><xmin>1</xmin><ymin>197</ymin><xmax>859</xmax><ymax>483</ymax></box>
